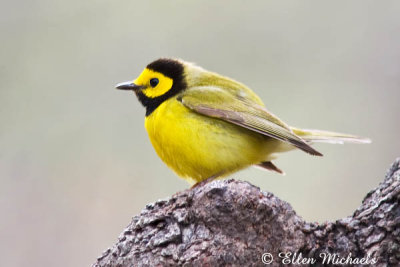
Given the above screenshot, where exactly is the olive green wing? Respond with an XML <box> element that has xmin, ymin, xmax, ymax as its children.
<box><xmin>178</xmin><ymin>86</ymin><xmax>323</xmax><ymax>156</ymax></box>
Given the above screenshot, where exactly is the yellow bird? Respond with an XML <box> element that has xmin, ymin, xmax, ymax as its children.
<box><xmin>116</xmin><ymin>58</ymin><xmax>370</xmax><ymax>187</ymax></box>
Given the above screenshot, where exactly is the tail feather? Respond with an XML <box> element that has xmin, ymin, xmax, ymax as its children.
<box><xmin>292</xmin><ymin>127</ymin><xmax>371</xmax><ymax>145</ymax></box>
<box><xmin>255</xmin><ymin>161</ymin><xmax>285</xmax><ymax>175</ymax></box>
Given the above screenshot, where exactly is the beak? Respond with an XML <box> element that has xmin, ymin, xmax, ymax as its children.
<box><xmin>115</xmin><ymin>81</ymin><xmax>143</xmax><ymax>91</ymax></box>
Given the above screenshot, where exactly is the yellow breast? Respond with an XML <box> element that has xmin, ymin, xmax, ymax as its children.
<box><xmin>144</xmin><ymin>98</ymin><xmax>278</xmax><ymax>184</ymax></box>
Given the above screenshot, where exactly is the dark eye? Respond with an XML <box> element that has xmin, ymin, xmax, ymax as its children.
<box><xmin>150</xmin><ymin>78</ymin><xmax>159</xmax><ymax>87</ymax></box>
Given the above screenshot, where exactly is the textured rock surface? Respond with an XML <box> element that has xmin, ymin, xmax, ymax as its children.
<box><xmin>94</xmin><ymin>159</ymin><xmax>400</xmax><ymax>266</ymax></box>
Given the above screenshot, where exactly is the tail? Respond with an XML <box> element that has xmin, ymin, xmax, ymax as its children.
<box><xmin>253</xmin><ymin>128</ymin><xmax>370</xmax><ymax>175</ymax></box>
<box><xmin>292</xmin><ymin>127</ymin><xmax>371</xmax><ymax>145</ymax></box>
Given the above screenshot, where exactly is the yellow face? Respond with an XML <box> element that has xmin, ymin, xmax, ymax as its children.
<box><xmin>134</xmin><ymin>68</ymin><xmax>174</xmax><ymax>98</ymax></box>
<box><xmin>117</xmin><ymin>58</ymin><xmax>185</xmax><ymax>116</ymax></box>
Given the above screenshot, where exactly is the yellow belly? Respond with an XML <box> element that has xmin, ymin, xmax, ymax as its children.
<box><xmin>144</xmin><ymin>98</ymin><xmax>281</xmax><ymax>184</ymax></box>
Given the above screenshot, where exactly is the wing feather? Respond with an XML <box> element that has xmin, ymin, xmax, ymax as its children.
<box><xmin>179</xmin><ymin>86</ymin><xmax>323</xmax><ymax>156</ymax></box>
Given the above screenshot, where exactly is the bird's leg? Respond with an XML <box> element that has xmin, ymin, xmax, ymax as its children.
<box><xmin>191</xmin><ymin>172</ymin><xmax>223</xmax><ymax>189</ymax></box>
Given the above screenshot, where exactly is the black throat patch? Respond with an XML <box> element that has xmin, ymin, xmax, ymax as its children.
<box><xmin>136</xmin><ymin>58</ymin><xmax>186</xmax><ymax>116</ymax></box>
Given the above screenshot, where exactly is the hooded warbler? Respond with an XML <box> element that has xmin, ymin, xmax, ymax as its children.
<box><xmin>116</xmin><ymin>58</ymin><xmax>370</xmax><ymax>187</ymax></box>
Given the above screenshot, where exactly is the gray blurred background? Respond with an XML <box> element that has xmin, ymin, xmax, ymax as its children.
<box><xmin>1</xmin><ymin>1</ymin><xmax>399</xmax><ymax>266</ymax></box>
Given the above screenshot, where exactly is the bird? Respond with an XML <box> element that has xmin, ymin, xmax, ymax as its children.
<box><xmin>116</xmin><ymin>58</ymin><xmax>370</xmax><ymax>187</ymax></box>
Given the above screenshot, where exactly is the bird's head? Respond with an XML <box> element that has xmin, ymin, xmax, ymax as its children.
<box><xmin>116</xmin><ymin>58</ymin><xmax>187</xmax><ymax>116</ymax></box>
